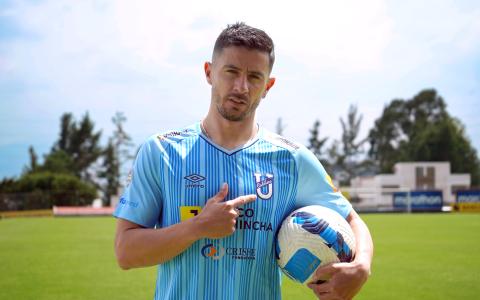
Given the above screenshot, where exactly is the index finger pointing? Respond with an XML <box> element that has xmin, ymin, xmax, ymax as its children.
<box><xmin>227</xmin><ymin>194</ymin><xmax>257</xmax><ymax>208</ymax></box>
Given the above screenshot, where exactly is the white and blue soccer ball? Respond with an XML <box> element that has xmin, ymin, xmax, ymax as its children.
<box><xmin>275</xmin><ymin>205</ymin><xmax>356</xmax><ymax>284</ymax></box>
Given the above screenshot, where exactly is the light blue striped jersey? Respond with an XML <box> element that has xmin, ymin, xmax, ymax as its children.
<box><xmin>114</xmin><ymin>122</ymin><xmax>352</xmax><ymax>300</ymax></box>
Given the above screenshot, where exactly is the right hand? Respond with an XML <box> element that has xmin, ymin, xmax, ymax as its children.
<box><xmin>194</xmin><ymin>183</ymin><xmax>257</xmax><ymax>239</ymax></box>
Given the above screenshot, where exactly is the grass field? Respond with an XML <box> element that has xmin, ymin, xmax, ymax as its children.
<box><xmin>1</xmin><ymin>213</ymin><xmax>479</xmax><ymax>299</ymax></box>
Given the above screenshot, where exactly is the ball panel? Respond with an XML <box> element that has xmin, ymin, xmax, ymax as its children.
<box><xmin>283</xmin><ymin>248</ymin><xmax>321</xmax><ymax>283</ymax></box>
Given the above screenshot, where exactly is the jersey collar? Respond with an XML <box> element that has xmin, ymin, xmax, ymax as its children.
<box><xmin>195</xmin><ymin>121</ymin><xmax>263</xmax><ymax>155</ymax></box>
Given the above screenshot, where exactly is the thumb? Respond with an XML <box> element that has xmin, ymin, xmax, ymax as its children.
<box><xmin>209</xmin><ymin>183</ymin><xmax>228</xmax><ymax>203</ymax></box>
<box><xmin>314</xmin><ymin>263</ymin><xmax>338</xmax><ymax>281</ymax></box>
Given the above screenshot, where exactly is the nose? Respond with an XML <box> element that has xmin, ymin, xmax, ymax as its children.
<box><xmin>233</xmin><ymin>74</ymin><xmax>249</xmax><ymax>94</ymax></box>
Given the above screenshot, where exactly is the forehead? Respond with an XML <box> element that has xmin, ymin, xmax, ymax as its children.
<box><xmin>214</xmin><ymin>46</ymin><xmax>270</xmax><ymax>73</ymax></box>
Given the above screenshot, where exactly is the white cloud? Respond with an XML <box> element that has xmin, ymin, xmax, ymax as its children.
<box><xmin>110</xmin><ymin>0</ymin><xmax>394</xmax><ymax>74</ymax></box>
<box><xmin>7</xmin><ymin>1</ymin><xmax>395</xmax><ymax>73</ymax></box>
<box><xmin>1</xmin><ymin>0</ymin><xmax>479</xmax><ymax>177</ymax></box>
<box><xmin>5</xmin><ymin>0</ymin><xmax>480</xmax><ymax>76</ymax></box>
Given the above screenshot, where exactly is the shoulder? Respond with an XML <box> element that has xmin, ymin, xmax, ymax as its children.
<box><xmin>136</xmin><ymin>124</ymin><xmax>200</xmax><ymax>157</ymax></box>
<box><xmin>260</xmin><ymin>128</ymin><xmax>315</xmax><ymax>162</ymax></box>
<box><xmin>260</xmin><ymin>129</ymin><xmax>328</xmax><ymax>177</ymax></box>
<box><xmin>260</xmin><ymin>128</ymin><xmax>303</xmax><ymax>152</ymax></box>
<box><xmin>143</xmin><ymin>124</ymin><xmax>199</xmax><ymax>148</ymax></box>
<box><xmin>155</xmin><ymin>124</ymin><xmax>199</xmax><ymax>144</ymax></box>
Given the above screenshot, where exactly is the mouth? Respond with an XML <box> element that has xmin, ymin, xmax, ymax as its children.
<box><xmin>228</xmin><ymin>96</ymin><xmax>247</xmax><ymax>105</ymax></box>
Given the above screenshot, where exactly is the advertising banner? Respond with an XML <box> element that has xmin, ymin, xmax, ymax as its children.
<box><xmin>393</xmin><ymin>190</ymin><xmax>443</xmax><ymax>212</ymax></box>
<box><xmin>454</xmin><ymin>190</ymin><xmax>480</xmax><ymax>212</ymax></box>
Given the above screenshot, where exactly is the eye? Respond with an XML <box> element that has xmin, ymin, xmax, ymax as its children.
<box><xmin>248</xmin><ymin>74</ymin><xmax>262</xmax><ymax>82</ymax></box>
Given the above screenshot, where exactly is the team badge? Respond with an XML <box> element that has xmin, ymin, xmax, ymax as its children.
<box><xmin>254</xmin><ymin>172</ymin><xmax>274</xmax><ymax>200</ymax></box>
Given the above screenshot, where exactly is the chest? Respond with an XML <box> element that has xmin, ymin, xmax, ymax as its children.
<box><xmin>158</xmin><ymin>145</ymin><xmax>298</xmax><ymax>229</ymax></box>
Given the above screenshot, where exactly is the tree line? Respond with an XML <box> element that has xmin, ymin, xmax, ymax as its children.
<box><xmin>306</xmin><ymin>89</ymin><xmax>480</xmax><ymax>187</ymax></box>
<box><xmin>0</xmin><ymin>88</ymin><xmax>479</xmax><ymax>211</ymax></box>
<box><xmin>0</xmin><ymin>112</ymin><xmax>134</xmax><ymax>210</ymax></box>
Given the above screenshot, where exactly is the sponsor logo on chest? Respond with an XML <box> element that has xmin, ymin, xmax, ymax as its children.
<box><xmin>201</xmin><ymin>243</ymin><xmax>256</xmax><ymax>260</ymax></box>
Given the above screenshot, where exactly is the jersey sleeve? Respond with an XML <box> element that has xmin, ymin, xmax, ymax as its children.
<box><xmin>294</xmin><ymin>145</ymin><xmax>352</xmax><ymax>219</ymax></box>
<box><xmin>113</xmin><ymin>136</ymin><xmax>163</xmax><ymax>228</ymax></box>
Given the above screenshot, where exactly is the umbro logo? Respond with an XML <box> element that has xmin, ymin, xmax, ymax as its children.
<box><xmin>184</xmin><ymin>174</ymin><xmax>206</xmax><ymax>183</ymax></box>
<box><xmin>184</xmin><ymin>174</ymin><xmax>206</xmax><ymax>188</ymax></box>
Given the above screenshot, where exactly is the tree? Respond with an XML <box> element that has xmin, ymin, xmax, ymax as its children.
<box><xmin>40</xmin><ymin>150</ymin><xmax>75</xmax><ymax>174</ymax></box>
<box><xmin>367</xmin><ymin>99</ymin><xmax>405</xmax><ymax>173</ymax></box>
<box><xmin>52</xmin><ymin>112</ymin><xmax>103</xmax><ymax>182</ymax></box>
<box><xmin>57</xmin><ymin>113</ymin><xmax>74</xmax><ymax>152</ymax></box>
<box><xmin>407</xmin><ymin>117</ymin><xmax>480</xmax><ymax>185</ymax></box>
<box><xmin>307</xmin><ymin>119</ymin><xmax>329</xmax><ymax>170</ymax></box>
<box><xmin>24</xmin><ymin>146</ymin><xmax>39</xmax><ymax>174</ymax></box>
<box><xmin>368</xmin><ymin>89</ymin><xmax>480</xmax><ymax>185</ymax></box>
<box><xmin>329</xmin><ymin>105</ymin><xmax>371</xmax><ymax>185</ymax></box>
<box><xmin>0</xmin><ymin>171</ymin><xmax>97</xmax><ymax>210</ymax></box>
<box><xmin>7</xmin><ymin>112</ymin><xmax>103</xmax><ymax>210</ymax></box>
<box><xmin>98</xmin><ymin>140</ymin><xmax>120</xmax><ymax>206</ymax></box>
<box><xmin>111</xmin><ymin>111</ymin><xmax>134</xmax><ymax>175</ymax></box>
<box><xmin>16</xmin><ymin>172</ymin><xmax>97</xmax><ymax>209</ymax></box>
<box><xmin>97</xmin><ymin>112</ymin><xmax>134</xmax><ymax>205</ymax></box>
<box><xmin>369</xmin><ymin>89</ymin><xmax>449</xmax><ymax>172</ymax></box>
<box><xmin>340</xmin><ymin>105</ymin><xmax>366</xmax><ymax>167</ymax></box>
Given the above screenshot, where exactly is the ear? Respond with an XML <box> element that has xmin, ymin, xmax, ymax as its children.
<box><xmin>204</xmin><ymin>62</ymin><xmax>212</xmax><ymax>85</ymax></box>
<box><xmin>262</xmin><ymin>77</ymin><xmax>276</xmax><ymax>98</ymax></box>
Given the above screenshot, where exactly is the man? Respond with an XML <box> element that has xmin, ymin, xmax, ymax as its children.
<box><xmin>114</xmin><ymin>22</ymin><xmax>373</xmax><ymax>300</ymax></box>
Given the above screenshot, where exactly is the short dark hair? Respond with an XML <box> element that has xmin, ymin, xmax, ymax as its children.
<box><xmin>213</xmin><ymin>22</ymin><xmax>275</xmax><ymax>71</ymax></box>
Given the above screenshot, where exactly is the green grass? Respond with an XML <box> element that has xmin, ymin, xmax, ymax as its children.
<box><xmin>1</xmin><ymin>214</ymin><xmax>479</xmax><ymax>299</ymax></box>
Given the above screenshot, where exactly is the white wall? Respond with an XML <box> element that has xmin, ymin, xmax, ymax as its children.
<box><xmin>348</xmin><ymin>162</ymin><xmax>471</xmax><ymax>208</ymax></box>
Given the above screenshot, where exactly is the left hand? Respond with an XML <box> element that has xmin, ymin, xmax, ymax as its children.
<box><xmin>307</xmin><ymin>261</ymin><xmax>370</xmax><ymax>300</ymax></box>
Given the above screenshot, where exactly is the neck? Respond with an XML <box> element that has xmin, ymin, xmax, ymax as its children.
<box><xmin>201</xmin><ymin>114</ymin><xmax>258</xmax><ymax>150</ymax></box>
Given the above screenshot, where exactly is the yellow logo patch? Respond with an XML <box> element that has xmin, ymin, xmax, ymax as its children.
<box><xmin>180</xmin><ymin>206</ymin><xmax>202</xmax><ymax>221</ymax></box>
<box><xmin>326</xmin><ymin>175</ymin><xmax>339</xmax><ymax>192</ymax></box>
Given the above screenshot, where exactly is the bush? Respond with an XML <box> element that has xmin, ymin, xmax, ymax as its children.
<box><xmin>0</xmin><ymin>172</ymin><xmax>97</xmax><ymax>210</ymax></box>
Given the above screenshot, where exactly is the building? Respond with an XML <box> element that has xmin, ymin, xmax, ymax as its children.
<box><xmin>347</xmin><ymin>162</ymin><xmax>470</xmax><ymax>210</ymax></box>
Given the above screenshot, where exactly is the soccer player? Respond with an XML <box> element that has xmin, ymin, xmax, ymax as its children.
<box><xmin>114</xmin><ymin>22</ymin><xmax>373</xmax><ymax>300</ymax></box>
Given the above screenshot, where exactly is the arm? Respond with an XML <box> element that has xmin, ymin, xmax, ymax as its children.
<box><xmin>115</xmin><ymin>217</ymin><xmax>201</xmax><ymax>270</ymax></box>
<box><xmin>292</xmin><ymin>146</ymin><xmax>372</xmax><ymax>298</ymax></box>
<box><xmin>308</xmin><ymin>210</ymin><xmax>373</xmax><ymax>300</ymax></box>
<box><xmin>114</xmin><ymin>183</ymin><xmax>256</xmax><ymax>270</ymax></box>
<box><xmin>347</xmin><ymin>210</ymin><xmax>373</xmax><ymax>276</ymax></box>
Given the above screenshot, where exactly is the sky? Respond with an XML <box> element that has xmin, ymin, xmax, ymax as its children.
<box><xmin>1</xmin><ymin>0</ymin><xmax>479</xmax><ymax>179</ymax></box>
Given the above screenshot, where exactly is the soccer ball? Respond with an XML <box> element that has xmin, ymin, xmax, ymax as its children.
<box><xmin>275</xmin><ymin>205</ymin><xmax>356</xmax><ymax>284</ymax></box>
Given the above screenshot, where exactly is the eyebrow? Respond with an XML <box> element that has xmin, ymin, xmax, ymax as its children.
<box><xmin>223</xmin><ymin>64</ymin><xmax>265</xmax><ymax>79</ymax></box>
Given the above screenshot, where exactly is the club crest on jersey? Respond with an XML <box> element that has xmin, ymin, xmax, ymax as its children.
<box><xmin>254</xmin><ymin>172</ymin><xmax>274</xmax><ymax>200</ymax></box>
